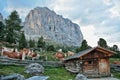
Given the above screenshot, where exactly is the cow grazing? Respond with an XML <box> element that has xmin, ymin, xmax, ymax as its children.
<box><xmin>54</xmin><ymin>49</ymin><xmax>65</xmax><ymax>60</ymax></box>
<box><xmin>1</xmin><ymin>47</ymin><xmax>40</xmax><ymax>60</ymax></box>
<box><xmin>1</xmin><ymin>47</ymin><xmax>21</xmax><ymax>59</ymax></box>
<box><xmin>19</xmin><ymin>48</ymin><xmax>40</xmax><ymax>60</ymax></box>
<box><xmin>67</xmin><ymin>51</ymin><xmax>75</xmax><ymax>56</ymax></box>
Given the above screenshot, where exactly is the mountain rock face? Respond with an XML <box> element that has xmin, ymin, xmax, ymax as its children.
<box><xmin>0</xmin><ymin>13</ymin><xmax>4</xmax><ymax>22</ymax></box>
<box><xmin>24</xmin><ymin>7</ymin><xmax>83</xmax><ymax>46</ymax></box>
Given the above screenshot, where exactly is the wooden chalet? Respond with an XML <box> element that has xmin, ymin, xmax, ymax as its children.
<box><xmin>63</xmin><ymin>46</ymin><xmax>115</xmax><ymax>77</ymax></box>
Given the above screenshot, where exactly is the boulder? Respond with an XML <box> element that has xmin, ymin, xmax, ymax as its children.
<box><xmin>0</xmin><ymin>74</ymin><xmax>25</xmax><ymax>80</ymax></box>
<box><xmin>26</xmin><ymin>76</ymin><xmax>49</xmax><ymax>80</ymax></box>
<box><xmin>75</xmin><ymin>73</ymin><xmax>87</xmax><ymax>80</ymax></box>
<box><xmin>25</xmin><ymin>63</ymin><xmax>44</xmax><ymax>75</ymax></box>
<box><xmin>17</xmin><ymin>74</ymin><xmax>25</xmax><ymax>80</ymax></box>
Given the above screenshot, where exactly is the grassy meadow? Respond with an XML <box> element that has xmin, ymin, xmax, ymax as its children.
<box><xmin>0</xmin><ymin>65</ymin><xmax>75</xmax><ymax>80</ymax></box>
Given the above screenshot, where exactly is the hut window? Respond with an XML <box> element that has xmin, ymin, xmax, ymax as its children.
<box><xmin>88</xmin><ymin>61</ymin><xmax>92</xmax><ymax>64</ymax></box>
<box><xmin>84</xmin><ymin>61</ymin><xmax>92</xmax><ymax>65</ymax></box>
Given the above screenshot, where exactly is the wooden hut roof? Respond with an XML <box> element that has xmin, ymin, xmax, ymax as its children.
<box><xmin>64</xmin><ymin>46</ymin><xmax>116</xmax><ymax>61</ymax></box>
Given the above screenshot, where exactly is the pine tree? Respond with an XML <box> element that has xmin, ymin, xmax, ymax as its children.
<box><xmin>37</xmin><ymin>36</ymin><xmax>45</xmax><ymax>48</ymax></box>
<box><xmin>98</xmin><ymin>38</ymin><xmax>108</xmax><ymax>48</ymax></box>
<box><xmin>80</xmin><ymin>40</ymin><xmax>89</xmax><ymax>50</ymax></box>
<box><xmin>18</xmin><ymin>32</ymin><xmax>27</xmax><ymax>49</ymax></box>
<box><xmin>29</xmin><ymin>39</ymin><xmax>35</xmax><ymax>48</ymax></box>
<box><xmin>112</xmin><ymin>45</ymin><xmax>119</xmax><ymax>51</ymax></box>
<box><xmin>76</xmin><ymin>40</ymin><xmax>90</xmax><ymax>52</ymax></box>
<box><xmin>0</xmin><ymin>21</ymin><xmax>5</xmax><ymax>41</ymax></box>
<box><xmin>5</xmin><ymin>10</ymin><xmax>23</xmax><ymax>44</ymax></box>
<box><xmin>47</xmin><ymin>45</ymin><xmax>55</xmax><ymax>51</ymax></box>
<box><xmin>109</xmin><ymin>45</ymin><xmax>120</xmax><ymax>58</ymax></box>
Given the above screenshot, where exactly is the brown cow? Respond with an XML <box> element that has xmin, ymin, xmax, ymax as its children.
<box><xmin>1</xmin><ymin>47</ymin><xmax>40</xmax><ymax>60</ymax></box>
<box><xmin>19</xmin><ymin>48</ymin><xmax>40</xmax><ymax>60</ymax></box>
<box><xmin>2</xmin><ymin>51</ymin><xmax>21</xmax><ymax>59</ymax></box>
<box><xmin>113</xmin><ymin>61</ymin><xmax>120</xmax><ymax>65</ymax></box>
<box><xmin>54</xmin><ymin>51</ymin><xmax>65</xmax><ymax>60</ymax></box>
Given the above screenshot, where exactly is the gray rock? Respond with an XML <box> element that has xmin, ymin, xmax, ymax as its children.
<box><xmin>23</xmin><ymin>7</ymin><xmax>83</xmax><ymax>46</ymax></box>
<box><xmin>0</xmin><ymin>13</ymin><xmax>4</xmax><ymax>22</ymax></box>
<box><xmin>17</xmin><ymin>74</ymin><xmax>25</xmax><ymax>80</ymax></box>
<box><xmin>26</xmin><ymin>76</ymin><xmax>49</xmax><ymax>80</ymax></box>
<box><xmin>25</xmin><ymin>63</ymin><xmax>44</xmax><ymax>75</ymax></box>
<box><xmin>75</xmin><ymin>73</ymin><xmax>87</xmax><ymax>80</ymax></box>
<box><xmin>1</xmin><ymin>74</ymin><xmax>25</xmax><ymax>80</ymax></box>
<box><xmin>0</xmin><ymin>13</ymin><xmax>5</xmax><ymax>24</ymax></box>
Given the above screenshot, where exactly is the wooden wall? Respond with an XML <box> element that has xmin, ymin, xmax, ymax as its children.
<box><xmin>99</xmin><ymin>58</ymin><xmax>110</xmax><ymax>76</ymax></box>
<box><xmin>82</xmin><ymin>59</ymin><xmax>98</xmax><ymax>75</ymax></box>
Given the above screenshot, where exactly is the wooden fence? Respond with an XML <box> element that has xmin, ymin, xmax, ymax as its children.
<box><xmin>0</xmin><ymin>56</ymin><xmax>63</xmax><ymax>67</ymax></box>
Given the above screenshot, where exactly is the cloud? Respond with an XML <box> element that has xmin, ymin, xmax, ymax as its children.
<box><xmin>109</xmin><ymin>5</ymin><xmax>120</xmax><ymax>18</ymax></box>
<box><xmin>106</xmin><ymin>0</ymin><xmax>120</xmax><ymax>18</ymax></box>
<box><xmin>80</xmin><ymin>25</ymin><xmax>99</xmax><ymax>47</ymax></box>
<box><xmin>4</xmin><ymin>7</ymin><xmax>31</xmax><ymax>20</ymax></box>
<box><xmin>46</xmin><ymin>0</ymin><xmax>77</xmax><ymax>19</ymax></box>
<box><xmin>103</xmin><ymin>0</ymin><xmax>113</xmax><ymax>6</ymax></box>
<box><xmin>3</xmin><ymin>0</ymin><xmax>46</xmax><ymax>20</ymax></box>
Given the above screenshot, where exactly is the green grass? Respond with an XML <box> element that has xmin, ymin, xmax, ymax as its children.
<box><xmin>0</xmin><ymin>65</ymin><xmax>75</xmax><ymax>80</ymax></box>
<box><xmin>110</xmin><ymin>58</ymin><xmax>120</xmax><ymax>79</ymax></box>
<box><xmin>39</xmin><ymin>51</ymin><xmax>59</xmax><ymax>61</ymax></box>
<box><xmin>45</xmin><ymin>67</ymin><xmax>75</xmax><ymax>80</ymax></box>
<box><xmin>0</xmin><ymin>65</ymin><xmax>31</xmax><ymax>78</ymax></box>
<box><xmin>111</xmin><ymin>69</ymin><xmax>120</xmax><ymax>79</ymax></box>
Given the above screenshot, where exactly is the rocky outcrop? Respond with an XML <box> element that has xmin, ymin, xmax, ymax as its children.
<box><xmin>25</xmin><ymin>63</ymin><xmax>44</xmax><ymax>76</ymax></box>
<box><xmin>75</xmin><ymin>73</ymin><xmax>87</xmax><ymax>80</ymax></box>
<box><xmin>24</xmin><ymin>7</ymin><xmax>83</xmax><ymax>46</ymax></box>
<box><xmin>0</xmin><ymin>74</ymin><xmax>25</xmax><ymax>80</ymax></box>
<box><xmin>0</xmin><ymin>13</ymin><xmax>3</xmax><ymax>22</ymax></box>
<box><xmin>26</xmin><ymin>76</ymin><xmax>49</xmax><ymax>80</ymax></box>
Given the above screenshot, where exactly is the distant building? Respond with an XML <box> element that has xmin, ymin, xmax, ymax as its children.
<box><xmin>63</xmin><ymin>46</ymin><xmax>115</xmax><ymax>77</ymax></box>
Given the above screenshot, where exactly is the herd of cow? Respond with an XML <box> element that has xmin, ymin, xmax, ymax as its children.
<box><xmin>1</xmin><ymin>47</ymin><xmax>40</xmax><ymax>60</ymax></box>
<box><xmin>0</xmin><ymin>47</ymin><xmax>75</xmax><ymax>61</ymax></box>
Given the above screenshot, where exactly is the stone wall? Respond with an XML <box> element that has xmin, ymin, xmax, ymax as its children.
<box><xmin>0</xmin><ymin>56</ymin><xmax>63</xmax><ymax>67</ymax></box>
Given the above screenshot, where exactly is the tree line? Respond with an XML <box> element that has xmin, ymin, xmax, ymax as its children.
<box><xmin>76</xmin><ymin>38</ymin><xmax>120</xmax><ymax>58</ymax></box>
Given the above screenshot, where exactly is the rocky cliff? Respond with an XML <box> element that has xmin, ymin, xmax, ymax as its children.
<box><xmin>24</xmin><ymin>7</ymin><xmax>83</xmax><ymax>46</ymax></box>
<box><xmin>0</xmin><ymin>13</ymin><xmax>3</xmax><ymax>22</ymax></box>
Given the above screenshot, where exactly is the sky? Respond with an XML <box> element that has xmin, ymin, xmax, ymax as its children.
<box><xmin>0</xmin><ymin>0</ymin><xmax>120</xmax><ymax>48</ymax></box>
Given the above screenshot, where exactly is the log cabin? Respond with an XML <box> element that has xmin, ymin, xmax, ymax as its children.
<box><xmin>63</xmin><ymin>46</ymin><xmax>115</xmax><ymax>77</ymax></box>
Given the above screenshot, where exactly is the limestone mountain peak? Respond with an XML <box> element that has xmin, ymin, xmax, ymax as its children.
<box><xmin>24</xmin><ymin>7</ymin><xmax>83</xmax><ymax>46</ymax></box>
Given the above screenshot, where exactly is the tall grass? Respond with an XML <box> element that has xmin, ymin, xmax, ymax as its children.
<box><xmin>45</xmin><ymin>67</ymin><xmax>75</xmax><ymax>80</ymax></box>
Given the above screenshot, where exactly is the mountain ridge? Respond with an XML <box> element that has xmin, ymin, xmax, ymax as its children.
<box><xmin>23</xmin><ymin>7</ymin><xmax>83</xmax><ymax>46</ymax></box>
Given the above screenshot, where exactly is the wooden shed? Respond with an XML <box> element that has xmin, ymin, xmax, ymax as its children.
<box><xmin>63</xmin><ymin>46</ymin><xmax>115</xmax><ymax>77</ymax></box>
